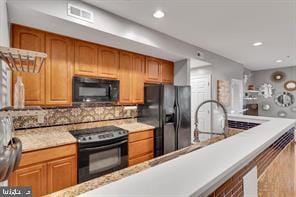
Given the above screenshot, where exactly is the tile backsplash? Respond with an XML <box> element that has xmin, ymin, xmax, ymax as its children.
<box><xmin>13</xmin><ymin>105</ymin><xmax>138</xmax><ymax>129</ymax></box>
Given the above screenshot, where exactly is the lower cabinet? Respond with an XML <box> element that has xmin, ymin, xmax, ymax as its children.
<box><xmin>9</xmin><ymin>164</ymin><xmax>47</xmax><ymax>197</ymax></box>
<box><xmin>128</xmin><ymin>130</ymin><xmax>154</xmax><ymax>166</ymax></box>
<box><xmin>47</xmin><ymin>156</ymin><xmax>76</xmax><ymax>193</ymax></box>
<box><xmin>9</xmin><ymin>144</ymin><xmax>77</xmax><ymax>197</ymax></box>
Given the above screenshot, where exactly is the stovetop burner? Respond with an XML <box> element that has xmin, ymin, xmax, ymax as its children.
<box><xmin>70</xmin><ymin>126</ymin><xmax>128</xmax><ymax>143</ymax></box>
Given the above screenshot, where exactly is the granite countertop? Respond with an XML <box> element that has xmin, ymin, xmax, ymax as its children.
<box><xmin>14</xmin><ymin>120</ymin><xmax>154</xmax><ymax>153</ymax></box>
<box><xmin>116</xmin><ymin>122</ymin><xmax>155</xmax><ymax>133</ymax></box>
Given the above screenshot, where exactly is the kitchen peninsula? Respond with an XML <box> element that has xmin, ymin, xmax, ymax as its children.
<box><xmin>47</xmin><ymin>115</ymin><xmax>295</xmax><ymax>197</ymax></box>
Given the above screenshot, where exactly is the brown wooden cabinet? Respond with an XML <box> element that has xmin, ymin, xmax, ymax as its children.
<box><xmin>47</xmin><ymin>156</ymin><xmax>76</xmax><ymax>193</ymax></box>
<box><xmin>145</xmin><ymin>57</ymin><xmax>162</xmax><ymax>83</ymax></box>
<box><xmin>11</xmin><ymin>24</ymin><xmax>174</xmax><ymax>106</ymax></box>
<box><xmin>131</xmin><ymin>54</ymin><xmax>145</xmax><ymax>103</ymax></box>
<box><xmin>119</xmin><ymin>52</ymin><xmax>145</xmax><ymax>104</ymax></box>
<box><xmin>162</xmin><ymin>60</ymin><xmax>174</xmax><ymax>84</ymax></box>
<box><xmin>12</xmin><ymin>25</ymin><xmax>45</xmax><ymax>106</ymax></box>
<box><xmin>74</xmin><ymin>40</ymin><xmax>98</xmax><ymax>77</ymax></box>
<box><xmin>98</xmin><ymin>46</ymin><xmax>119</xmax><ymax>79</ymax></box>
<box><xmin>9</xmin><ymin>164</ymin><xmax>47</xmax><ymax>197</ymax></box>
<box><xmin>119</xmin><ymin>51</ymin><xmax>133</xmax><ymax>103</ymax></box>
<box><xmin>45</xmin><ymin>33</ymin><xmax>74</xmax><ymax>105</ymax></box>
<box><xmin>128</xmin><ymin>130</ymin><xmax>154</xmax><ymax>166</ymax></box>
<box><xmin>9</xmin><ymin>144</ymin><xmax>77</xmax><ymax>196</ymax></box>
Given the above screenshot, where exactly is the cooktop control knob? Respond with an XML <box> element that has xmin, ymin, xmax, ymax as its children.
<box><xmin>88</xmin><ymin>136</ymin><xmax>92</xmax><ymax>140</ymax></box>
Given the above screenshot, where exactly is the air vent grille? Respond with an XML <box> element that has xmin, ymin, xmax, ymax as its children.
<box><xmin>68</xmin><ymin>3</ymin><xmax>94</xmax><ymax>23</ymax></box>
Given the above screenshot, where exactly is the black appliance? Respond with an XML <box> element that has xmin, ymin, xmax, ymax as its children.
<box><xmin>73</xmin><ymin>76</ymin><xmax>119</xmax><ymax>103</ymax></box>
<box><xmin>70</xmin><ymin>126</ymin><xmax>128</xmax><ymax>183</ymax></box>
<box><xmin>138</xmin><ymin>84</ymin><xmax>191</xmax><ymax>157</ymax></box>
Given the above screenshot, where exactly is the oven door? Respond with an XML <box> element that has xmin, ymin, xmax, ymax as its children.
<box><xmin>78</xmin><ymin>139</ymin><xmax>128</xmax><ymax>183</ymax></box>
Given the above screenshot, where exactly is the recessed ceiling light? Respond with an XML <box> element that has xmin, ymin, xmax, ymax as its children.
<box><xmin>252</xmin><ymin>42</ymin><xmax>263</xmax><ymax>46</ymax></box>
<box><xmin>276</xmin><ymin>59</ymin><xmax>283</xmax><ymax>63</ymax></box>
<box><xmin>153</xmin><ymin>10</ymin><xmax>165</xmax><ymax>19</ymax></box>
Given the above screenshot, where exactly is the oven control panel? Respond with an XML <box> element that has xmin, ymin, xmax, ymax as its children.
<box><xmin>76</xmin><ymin>129</ymin><xmax>128</xmax><ymax>143</ymax></box>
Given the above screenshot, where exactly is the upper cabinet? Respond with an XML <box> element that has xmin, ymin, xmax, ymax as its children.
<box><xmin>132</xmin><ymin>54</ymin><xmax>145</xmax><ymax>103</ymax></box>
<box><xmin>11</xmin><ymin>25</ymin><xmax>174</xmax><ymax>106</ymax></box>
<box><xmin>12</xmin><ymin>25</ymin><xmax>45</xmax><ymax>106</ymax></box>
<box><xmin>161</xmin><ymin>60</ymin><xmax>174</xmax><ymax>84</ymax></box>
<box><xmin>119</xmin><ymin>51</ymin><xmax>133</xmax><ymax>104</ymax></box>
<box><xmin>119</xmin><ymin>52</ymin><xmax>145</xmax><ymax>104</ymax></box>
<box><xmin>74</xmin><ymin>40</ymin><xmax>98</xmax><ymax>77</ymax></box>
<box><xmin>98</xmin><ymin>46</ymin><xmax>119</xmax><ymax>79</ymax></box>
<box><xmin>45</xmin><ymin>33</ymin><xmax>74</xmax><ymax>105</ymax></box>
<box><xmin>145</xmin><ymin>57</ymin><xmax>162</xmax><ymax>84</ymax></box>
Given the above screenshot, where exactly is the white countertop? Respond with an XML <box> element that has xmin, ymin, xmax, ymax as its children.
<box><xmin>80</xmin><ymin>115</ymin><xmax>296</xmax><ymax>197</ymax></box>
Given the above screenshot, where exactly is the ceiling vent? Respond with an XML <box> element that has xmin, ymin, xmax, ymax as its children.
<box><xmin>68</xmin><ymin>3</ymin><xmax>94</xmax><ymax>23</ymax></box>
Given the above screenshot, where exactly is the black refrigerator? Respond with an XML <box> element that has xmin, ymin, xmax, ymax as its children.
<box><xmin>138</xmin><ymin>84</ymin><xmax>191</xmax><ymax>157</ymax></box>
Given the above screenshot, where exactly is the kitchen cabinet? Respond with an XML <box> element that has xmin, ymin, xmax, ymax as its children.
<box><xmin>119</xmin><ymin>52</ymin><xmax>145</xmax><ymax>104</ymax></box>
<box><xmin>9</xmin><ymin>144</ymin><xmax>77</xmax><ymax>196</ymax></box>
<box><xmin>119</xmin><ymin>51</ymin><xmax>133</xmax><ymax>103</ymax></box>
<box><xmin>74</xmin><ymin>40</ymin><xmax>98</xmax><ymax>77</ymax></box>
<box><xmin>145</xmin><ymin>57</ymin><xmax>162</xmax><ymax>83</ymax></box>
<box><xmin>162</xmin><ymin>60</ymin><xmax>174</xmax><ymax>84</ymax></box>
<box><xmin>45</xmin><ymin>33</ymin><xmax>74</xmax><ymax>105</ymax></box>
<box><xmin>12</xmin><ymin>24</ymin><xmax>45</xmax><ymax>106</ymax></box>
<box><xmin>11</xmin><ymin>24</ymin><xmax>174</xmax><ymax>107</ymax></box>
<box><xmin>131</xmin><ymin>54</ymin><xmax>145</xmax><ymax>103</ymax></box>
<box><xmin>9</xmin><ymin>164</ymin><xmax>47</xmax><ymax>197</ymax></box>
<box><xmin>47</xmin><ymin>156</ymin><xmax>76</xmax><ymax>193</ymax></box>
<box><xmin>98</xmin><ymin>46</ymin><xmax>119</xmax><ymax>79</ymax></box>
<box><xmin>128</xmin><ymin>130</ymin><xmax>154</xmax><ymax>166</ymax></box>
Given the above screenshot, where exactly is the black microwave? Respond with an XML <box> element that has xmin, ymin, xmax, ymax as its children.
<box><xmin>73</xmin><ymin>76</ymin><xmax>119</xmax><ymax>103</ymax></box>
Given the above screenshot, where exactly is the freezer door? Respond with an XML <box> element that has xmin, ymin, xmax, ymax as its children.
<box><xmin>163</xmin><ymin>85</ymin><xmax>177</xmax><ymax>154</ymax></box>
<box><xmin>176</xmin><ymin>86</ymin><xmax>191</xmax><ymax>149</ymax></box>
<box><xmin>138</xmin><ymin>84</ymin><xmax>163</xmax><ymax>156</ymax></box>
<box><xmin>138</xmin><ymin>84</ymin><xmax>161</xmax><ymax>128</ymax></box>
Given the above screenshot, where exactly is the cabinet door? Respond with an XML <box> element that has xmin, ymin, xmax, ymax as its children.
<box><xmin>132</xmin><ymin>54</ymin><xmax>145</xmax><ymax>104</ymax></box>
<box><xmin>145</xmin><ymin>57</ymin><xmax>162</xmax><ymax>83</ymax></box>
<box><xmin>9</xmin><ymin>163</ymin><xmax>47</xmax><ymax>197</ymax></box>
<box><xmin>45</xmin><ymin>33</ymin><xmax>74</xmax><ymax>105</ymax></box>
<box><xmin>162</xmin><ymin>60</ymin><xmax>174</xmax><ymax>84</ymax></box>
<box><xmin>47</xmin><ymin>156</ymin><xmax>77</xmax><ymax>193</ymax></box>
<box><xmin>74</xmin><ymin>40</ymin><xmax>98</xmax><ymax>76</ymax></box>
<box><xmin>12</xmin><ymin>25</ymin><xmax>45</xmax><ymax>105</ymax></box>
<box><xmin>119</xmin><ymin>51</ymin><xmax>133</xmax><ymax>103</ymax></box>
<box><xmin>98</xmin><ymin>46</ymin><xmax>119</xmax><ymax>79</ymax></box>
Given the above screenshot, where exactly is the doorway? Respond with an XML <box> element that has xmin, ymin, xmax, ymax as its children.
<box><xmin>190</xmin><ymin>74</ymin><xmax>212</xmax><ymax>142</ymax></box>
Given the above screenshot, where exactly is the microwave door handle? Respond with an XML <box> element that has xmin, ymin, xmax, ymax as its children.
<box><xmin>108</xmin><ymin>84</ymin><xmax>112</xmax><ymax>97</ymax></box>
<box><xmin>80</xmin><ymin>140</ymin><xmax>128</xmax><ymax>152</ymax></box>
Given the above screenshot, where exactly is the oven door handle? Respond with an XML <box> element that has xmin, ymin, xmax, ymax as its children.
<box><xmin>80</xmin><ymin>140</ymin><xmax>128</xmax><ymax>152</ymax></box>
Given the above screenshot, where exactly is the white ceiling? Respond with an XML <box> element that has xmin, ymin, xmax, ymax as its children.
<box><xmin>83</xmin><ymin>0</ymin><xmax>296</xmax><ymax>71</ymax></box>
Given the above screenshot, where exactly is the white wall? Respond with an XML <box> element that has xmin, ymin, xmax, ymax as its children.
<box><xmin>0</xmin><ymin>0</ymin><xmax>10</xmax><ymax>108</ymax></box>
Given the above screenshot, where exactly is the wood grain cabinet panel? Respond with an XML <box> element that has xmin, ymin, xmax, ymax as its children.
<box><xmin>9</xmin><ymin>144</ymin><xmax>77</xmax><ymax>196</ymax></box>
<box><xmin>132</xmin><ymin>54</ymin><xmax>145</xmax><ymax>103</ymax></box>
<box><xmin>47</xmin><ymin>156</ymin><xmax>77</xmax><ymax>193</ymax></box>
<box><xmin>12</xmin><ymin>25</ymin><xmax>45</xmax><ymax>105</ymax></box>
<box><xmin>128</xmin><ymin>130</ymin><xmax>154</xmax><ymax>166</ymax></box>
<box><xmin>45</xmin><ymin>33</ymin><xmax>74</xmax><ymax>105</ymax></box>
<box><xmin>145</xmin><ymin>57</ymin><xmax>162</xmax><ymax>83</ymax></box>
<box><xmin>119</xmin><ymin>51</ymin><xmax>133</xmax><ymax>103</ymax></box>
<box><xmin>162</xmin><ymin>60</ymin><xmax>174</xmax><ymax>84</ymax></box>
<box><xmin>74</xmin><ymin>40</ymin><xmax>98</xmax><ymax>76</ymax></box>
<box><xmin>9</xmin><ymin>163</ymin><xmax>47</xmax><ymax>197</ymax></box>
<box><xmin>128</xmin><ymin>153</ymin><xmax>154</xmax><ymax>166</ymax></box>
<box><xmin>98</xmin><ymin>46</ymin><xmax>119</xmax><ymax>79</ymax></box>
